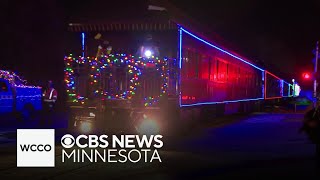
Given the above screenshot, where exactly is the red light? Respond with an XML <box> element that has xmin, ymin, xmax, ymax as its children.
<box><xmin>303</xmin><ymin>73</ymin><xmax>310</xmax><ymax>79</ymax></box>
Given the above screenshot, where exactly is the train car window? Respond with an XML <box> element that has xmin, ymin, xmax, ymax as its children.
<box><xmin>230</xmin><ymin>65</ymin><xmax>236</xmax><ymax>83</ymax></box>
<box><xmin>182</xmin><ymin>48</ymin><xmax>189</xmax><ymax>78</ymax></box>
<box><xmin>0</xmin><ymin>81</ymin><xmax>8</xmax><ymax>92</ymax></box>
<box><xmin>200</xmin><ymin>55</ymin><xmax>209</xmax><ymax>80</ymax></box>
<box><xmin>184</xmin><ymin>49</ymin><xmax>190</xmax><ymax>78</ymax></box>
<box><xmin>210</xmin><ymin>58</ymin><xmax>216</xmax><ymax>81</ymax></box>
<box><xmin>228</xmin><ymin>64</ymin><xmax>232</xmax><ymax>83</ymax></box>
<box><xmin>208</xmin><ymin>57</ymin><xmax>212</xmax><ymax>80</ymax></box>
<box><xmin>237</xmin><ymin>67</ymin><xmax>241</xmax><ymax>85</ymax></box>
<box><xmin>194</xmin><ymin>51</ymin><xmax>199</xmax><ymax>79</ymax></box>
<box><xmin>216</xmin><ymin>59</ymin><xmax>219</xmax><ymax>80</ymax></box>
<box><xmin>188</xmin><ymin>50</ymin><xmax>196</xmax><ymax>78</ymax></box>
<box><xmin>217</xmin><ymin>60</ymin><xmax>227</xmax><ymax>82</ymax></box>
<box><xmin>226</xmin><ymin>64</ymin><xmax>229</xmax><ymax>82</ymax></box>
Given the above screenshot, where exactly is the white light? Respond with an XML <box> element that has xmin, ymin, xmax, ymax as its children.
<box><xmin>292</xmin><ymin>79</ymin><xmax>295</xmax><ymax>83</ymax></box>
<box><xmin>144</xmin><ymin>50</ymin><xmax>152</xmax><ymax>58</ymax></box>
<box><xmin>89</xmin><ymin>112</ymin><xmax>95</xmax><ymax>117</ymax></box>
<box><xmin>294</xmin><ymin>84</ymin><xmax>301</xmax><ymax>97</ymax></box>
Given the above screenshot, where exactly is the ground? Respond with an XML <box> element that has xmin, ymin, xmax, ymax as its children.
<box><xmin>0</xmin><ymin>112</ymin><xmax>319</xmax><ymax>179</ymax></box>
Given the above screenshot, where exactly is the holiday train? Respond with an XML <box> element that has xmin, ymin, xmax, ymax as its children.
<box><xmin>64</xmin><ymin>19</ymin><xmax>294</xmax><ymax>134</ymax></box>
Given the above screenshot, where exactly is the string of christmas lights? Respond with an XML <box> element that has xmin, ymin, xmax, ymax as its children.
<box><xmin>64</xmin><ymin>54</ymin><xmax>169</xmax><ymax>106</ymax></box>
<box><xmin>64</xmin><ymin>55</ymin><xmax>80</xmax><ymax>102</ymax></box>
<box><xmin>89</xmin><ymin>54</ymin><xmax>142</xmax><ymax>100</ymax></box>
<box><xmin>141</xmin><ymin>57</ymin><xmax>168</xmax><ymax>107</ymax></box>
<box><xmin>0</xmin><ymin>70</ymin><xmax>41</xmax><ymax>89</ymax></box>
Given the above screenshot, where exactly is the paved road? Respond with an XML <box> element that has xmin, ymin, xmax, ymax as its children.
<box><xmin>0</xmin><ymin>113</ymin><xmax>319</xmax><ymax>179</ymax></box>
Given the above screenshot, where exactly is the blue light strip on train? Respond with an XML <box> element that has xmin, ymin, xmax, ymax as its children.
<box><xmin>180</xmin><ymin>27</ymin><xmax>264</xmax><ymax>72</ymax></box>
<box><xmin>179</xmin><ymin>28</ymin><xmax>183</xmax><ymax>107</ymax></box>
<box><xmin>81</xmin><ymin>32</ymin><xmax>85</xmax><ymax>57</ymax></box>
<box><xmin>178</xmin><ymin>26</ymin><xmax>266</xmax><ymax>107</ymax></box>
<box><xmin>179</xmin><ymin>28</ymin><xmax>182</xmax><ymax>69</ymax></box>
<box><xmin>262</xmin><ymin>71</ymin><xmax>265</xmax><ymax>99</ymax></box>
<box><xmin>180</xmin><ymin>98</ymin><xmax>265</xmax><ymax>107</ymax></box>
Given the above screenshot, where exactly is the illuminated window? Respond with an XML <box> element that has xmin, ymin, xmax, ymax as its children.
<box><xmin>200</xmin><ymin>55</ymin><xmax>209</xmax><ymax>80</ymax></box>
<box><xmin>210</xmin><ymin>58</ymin><xmax>216</xmax><ymax>81</ymax></box>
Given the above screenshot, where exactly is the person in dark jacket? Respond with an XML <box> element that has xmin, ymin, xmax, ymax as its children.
<box><xmin>41</xmin><ymin>80</ymin><xmax>57</xmax><ymax>126</ymax></box>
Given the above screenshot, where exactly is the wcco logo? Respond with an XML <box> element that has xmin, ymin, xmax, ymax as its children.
<box><xmin>20</xmin><ymin>144</ymin><xmax>52</xmax><ymax>152</ymax></box>
<box><xmin>17</xmin><ymin>129</ymin><xmax>55</xmax><ymax>167</ymax></box>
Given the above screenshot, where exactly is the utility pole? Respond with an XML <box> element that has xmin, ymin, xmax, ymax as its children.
<box><xmin>314</xmin><ymin>41</ymin><xmax>319</xmax><ymax>108</ymax></box>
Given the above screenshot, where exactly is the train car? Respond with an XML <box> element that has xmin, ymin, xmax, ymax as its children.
<box><xmin>64</xmin><ymin>6</ymin><xmax>293</xmax><ymax>135</ymax></box>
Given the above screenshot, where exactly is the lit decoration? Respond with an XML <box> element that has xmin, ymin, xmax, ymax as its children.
<box><xmin>142</xmin><ymin>57</ymin><xmax>168</xmax><ymax>107</ymax></box>
<box><xmin>179</xmin><ymin>26</ymin><xmax>265</xmax><ymax>107</ymax></box>
<box><xmin>64</xmin><ymin>55</ymin><xmax>80</xmax><ymax>102</ymax></box>
<box><xmin>88</xmin><ymin>54</ymin><xmax>142</xmax><ymax>100</ymax></box>
<box><xmin>293</xmin><ymin>83</ymin><xmax>301</xmax><ymax>97</ymax></box>
<box><xmin>64</xmin><ymin>54</ymin><xmax>169</xmax><ymax>106</ymax></box>
<box><xmin>179</xmin><ymin>26</ymin><xmax>295</xmax><ymax>107</ymax></box>
<box><xmin>0</xmin><ymin>70</ymin><xmax>41</xmax><ymax>89</ymax></box>
<box><xmin>81</xmin><ymin>33</ymin><xmax>85</xmax><ymax>57</ymax></box>
<box><xmin>144</xmin><ymin>50</ymin><xmax>152</xmax><ymax>58</ymax></box>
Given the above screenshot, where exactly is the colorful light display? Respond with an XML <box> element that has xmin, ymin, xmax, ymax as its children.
<box><xmin>64</xmin><ymin>54</ymin><xmax>168</xmax><ymax>106</ymax></box>
<box><xmin>178</xmin><ymin>26</ymin><xmax>294</xmax><ymax>107</ymax></box>
<box><xmin>89</xmin><ymin>54</ymin><xmax>142</xmax><ymax>100</ymax></box>
<box><xmin>0</xmin><ymin>70</ymin><xmax>41</xmax><ymax>89</ymax></box>
<box><xmin>64</xmin><ymin>55</ymin><xmax>78</xmax><ymax>102</ymax></box>
<box><xmin>293</xmin><ymin>83</ymin><xmax>301</xmax><ymax>97</ymax></box>
<box><xmin>142</xmin><ymin>57</ymin><xmax>168</xmax><ymax>107</ymax></box>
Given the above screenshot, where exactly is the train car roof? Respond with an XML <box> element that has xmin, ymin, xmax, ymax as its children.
<box><xmin>67</xmin><ymin>0</ymin><xmax>262</xmax><ymax>69</ymax></box>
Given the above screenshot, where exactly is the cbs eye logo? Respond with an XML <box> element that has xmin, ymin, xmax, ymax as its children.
<box><xmin>61</xmin><ymin>134</ymin><xmax>75</xmax><ymax>148</ymax></box>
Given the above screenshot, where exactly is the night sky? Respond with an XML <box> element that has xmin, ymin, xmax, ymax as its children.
<box><xmin>1</xmin><ymin>0</ymin><xmax>320</xmax><ymax>89</ymax></box>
